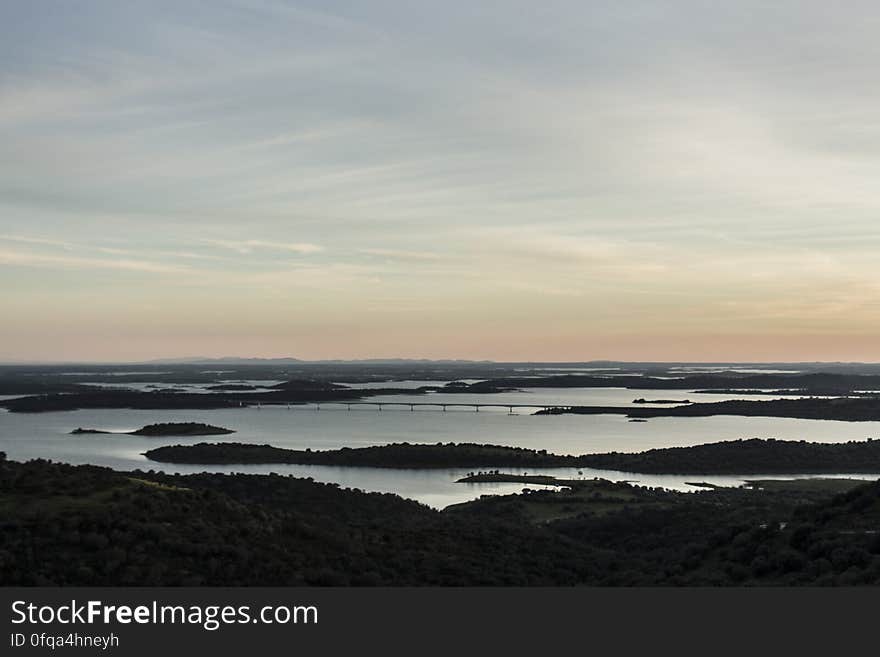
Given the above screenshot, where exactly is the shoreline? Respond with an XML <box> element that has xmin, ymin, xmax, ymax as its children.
<box><xmin>142</xmin><ymin>438</ymin><xmax>880</xmax><ymax>475</ymax></box>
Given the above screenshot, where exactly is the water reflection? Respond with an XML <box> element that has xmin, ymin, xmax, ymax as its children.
<box><xmin>4</xmin><ymin>397</ymin><xmax>880</xmax><ymax>506</ymax></box>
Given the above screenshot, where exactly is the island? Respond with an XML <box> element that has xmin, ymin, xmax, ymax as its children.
<box><xmin>71</xmin><ymin>422</ymin><xmax>235</xmax><ymax>437</ymax></box>
<box><xmin>204</xmin><ymin>384</ymin><xmax>260</xmax><ymax>391</ymax></box>
<box><xmin>143</xmin><ymin>438</ymin><xmax>880</xmax><ymax>474</ymax></box>
<box><xmin>456</xmin><ymin>472</ymin><xmax>581</xmax><ymax>486</ymax></box>
<box><xmin>143</xmin><ymin>441</ymin><xmax>577</xmax><ymax>467</ymax></box>
<box><xmin>131</xmin><ymin>422</ymin><xmax>235</xmax><ymax>436</ymax></box>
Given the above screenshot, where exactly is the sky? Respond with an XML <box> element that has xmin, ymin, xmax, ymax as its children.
<box><xmin>2</xmin><ymin>1</ymin><xmax>880</xmax><ymax>362</ymax></box>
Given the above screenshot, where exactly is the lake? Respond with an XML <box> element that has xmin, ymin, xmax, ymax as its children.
<box><xmin>2</xmin><ymin>385</ymin><xmax>879</xmax><ymax>507</ymax></box>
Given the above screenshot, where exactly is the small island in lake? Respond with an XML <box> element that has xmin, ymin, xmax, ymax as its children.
<box><xmin>204</xmin><ymin>384</ymin><xmax>260</xmax><ymax>391</ymax></box>
<box><xmin>144</xmin><ymin>441</ymin><xmax>578</xmax><ymax>467</ymax></box>
<box><xmin>456</xmin><ymin>472</ymin><xmax>582</xmax><ymax>486</ymax></box>
<box><xmin>131</xmin><ymin>422</ymin><xmax>235</xmax><ymax>436</ymax></box>
<box><xmin>71</xmin><ymin>422</ymin><xmax>235</xmax><ymax>437</ymax></box>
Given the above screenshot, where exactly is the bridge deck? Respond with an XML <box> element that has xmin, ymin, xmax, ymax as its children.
<box><xmin>256</xmin><ymin>400</ymin><xmax>559</xmax><ymax>411</ymax></box>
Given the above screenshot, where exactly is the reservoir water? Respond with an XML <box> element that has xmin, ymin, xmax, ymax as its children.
<box><xmin>2</xmin><ymin>385</ymin><xmax>879</xmax><ymax>507</ymax></box>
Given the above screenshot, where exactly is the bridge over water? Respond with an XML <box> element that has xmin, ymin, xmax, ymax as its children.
<box><xmin>254</xmin><ymin>401</ymin><xmax>560</xmax><ymax>414</ymax></box>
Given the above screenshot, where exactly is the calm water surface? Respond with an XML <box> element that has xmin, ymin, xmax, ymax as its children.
<box><xmin>2</xmin><ymin>385</ymin><xmax>879</xmax><ymax>507</ymax></box>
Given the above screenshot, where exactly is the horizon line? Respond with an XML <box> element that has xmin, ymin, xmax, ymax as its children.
<box><xmin>1</xmin><ymin>357</ymin><xmax>878</xmax><ymax>367</ymax></box>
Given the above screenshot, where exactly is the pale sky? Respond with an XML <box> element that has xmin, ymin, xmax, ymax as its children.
<box><xmin>3</xmin><ymin>1</ymin><xmax>880</xmax><ymax>362</ymax></box>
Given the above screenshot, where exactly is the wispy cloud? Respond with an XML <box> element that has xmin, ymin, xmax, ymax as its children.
<box><xmin>203</xmin><ymin>239</ymin><xmax>324</xmax><ymax>255</ymax></box>
<box><xmin>156</xmin><ymin>250</ymin><xmax>226</xmax><ymax>261</ymax></box>
<box><xmin>0</xmin><ymin>248</ymin><xmax>189</xmax><ymax>274</ymax></box>
<box><xmin>358</xmin><ymin>248</ymin><xmax>446</xmax><ymax>262</ymax></box>
<box><xmin>0</xmin><ymin>234</ymin><xmax>76</xmax><ymax>250</ymax></box>
<box><xmin>5</xmin><ymin>2</ymin><xmax>880</xmax><ymax>359</ymax></box>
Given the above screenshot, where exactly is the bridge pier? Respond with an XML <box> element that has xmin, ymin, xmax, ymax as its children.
<box><xmin>410</xmin><ymin>404</ymin><xmax>414</xmax><ymax>411</ymax></box>
<box><xmin>442</xmin><ymin>405</ymin><xmax>446</xmax><ymax>412</ymax></box>
<box><xmin>475</xmin><ymin>405</ymin><xmax>479</xmax><ymax>412</ymax></box>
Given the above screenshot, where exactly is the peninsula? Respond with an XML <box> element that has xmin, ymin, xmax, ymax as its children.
<box><xmin>535</xmin><ymin>397</ymin><xmax>880</xmax><ymax>422</ymax></box>
<box><xmin>143</xmin><ymin>438</ymin><xmax>880</xmax><ymax>474</ymax></box>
